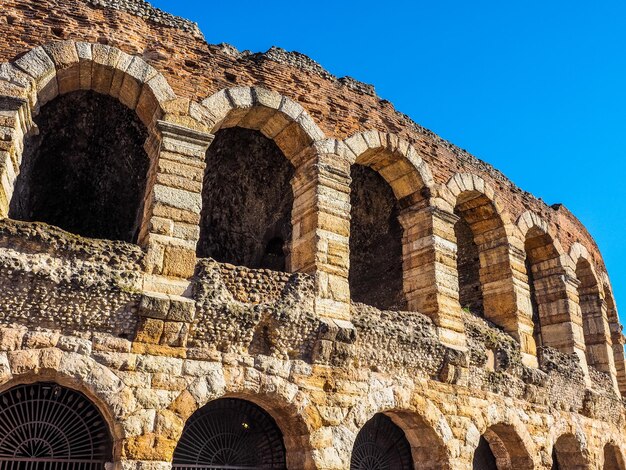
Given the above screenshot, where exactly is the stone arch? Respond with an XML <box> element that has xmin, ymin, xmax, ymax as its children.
<box><xmin>474</xmin><ymin>423</ymin><xmax>535</xmax><ymax>470</ymax></box>
<box><xmin>173</xmin><ymin>397</ymin><xmax>287</xmax><ymax>470</ymax></box>
<box><xmin>570</xmin><ymin>243</ymin><xmax>617</xmax><ymax>386</ymax></box>
<box><xmin>343</xmin><ymin>130</ymin><xmax>436</xmax><ymax>312</ymax></box>
<box><xmin>349</xmin><ymin>408</ymin><xmax>451</xmax><ymax>470</ymax></box>
<box><xmin>343</xmin><ymin>130</ymin><xmax>435</xmax><ymax>199</ymax></box>
<box><xmin>169</xmin><ymin>370</ymin><xmax>317</xmax><ymax>470</ymax></box>
<box><xmin>388</xmin><ymin>410</ymin><xmax>451</xmax><ymax>469</ymax></box>
<box><xmin>198</xmin><ymin>86</ymin><xmax>326</xmax><ymax>274</ymax></box>
<box><xmin>0</xmin><ymin>350</ymin><xmax>129</xmax><ymax>461</ymax></box>
<box><xmin>468</xmin><ymin>405</ymin><xmax>536</xmax><ymax>470</ymax></box>
<box><xmin>346</xmin><ymin>390</ymin><xmax>454</xmax><ymax>470</ymax></box>
<box><xmin>0</xmin><ymin>41</ymin><xmax>176</xmax><ymax>243</ymax></box>
<box><xmin>600</xmin><ymin>273</ymin><xmax>626</xmax><ymax>394</ymax></box>
<box><xmin>603</xmin><ymin>442</ymin><xmax>626</xmax><ymax>470</ymax></box>
<box><xmin>201</xmin><ymin>86</ymin><xmax>325</xmax><ymax>160</ymax></box>
<box><xmin>516</xmin><ymin>211</ymin><xmax>592</xmax><ymax>369</ymax></box>
<box><xmin>551</xmin><ymin>432</ymin><xmax>591</xmax><ymax>469</ymax></box>
<box><xmin>440</xmin><ymin>174</ymin><xmax>535</xmax><ymax>355</ymax></box>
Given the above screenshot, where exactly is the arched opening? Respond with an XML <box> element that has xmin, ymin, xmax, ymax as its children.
<box><xmin>575</xmin><ymin>257</ymin><xmax>606</xmax><ymax>371</ymax></box>
<box><xmin>349</xmin><ymin>164</ymin><xmax>404</xmax><ymax>310</ymax></box>
<box><xmin>524</xmin><ymin>227</ymin><xmax>565</xmax><ymax>349</ymax></box>
<box><xmin>197</xmin><ymin>127</ymin><xmax>294</xmax><ymax>271</ymax></box>
<box><xmin>474</xmin><ymin>424</ymin><xmax>534</xmax><ymax>470</ymax></box>
<box><xmin>473</xmin><ymin>436</ymin><xmax>498</xmax><ymax>470</ymax></box>
<box><xmin>0</xmin><ymin>382</ymin><xmax>113</xmax><ymax>469</ymax></box>
<box><xmin>455</xmin><ymin>212</ymin><xmax>483</xmax><ymax>315</ymax></box>
<box><xmin>453</xmin><ymin>191</ymin><xmax>510</xmax><ymax>321</ymax></box>
<box><xmin>605</xmin><ymin>284</ymin><xmax>626</xmax><ymax>394</ymax></box>
<box><xmin>9</xmin><ymin>90</ymin><xmax>149</xmax><ymax>242</ymax></box>
<box><xmin>351</xmin><ymin>413</ymin><xmax>412</xmax><ymax>470</ymax></box>
<box><xmin>552</xmin><ymin>434</ymin><xmax>588</xmax><ymax>470</ymax></box>
<box><xmin>173</xmin><ymin>398</ymin><xmax>286</xmax><ymax>470</ymax></box>
<box><xmin>604</xmin><ymin>443</ymin><xmax>625</xmax><ymax>470</ymax></box>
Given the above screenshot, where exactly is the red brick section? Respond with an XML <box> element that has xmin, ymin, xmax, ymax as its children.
<box><xmin>0</xmin><ymin>1</ymin><xmax>606</xmax><ymax>275</ymax></box>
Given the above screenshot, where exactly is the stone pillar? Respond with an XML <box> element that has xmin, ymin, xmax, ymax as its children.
<box><xmin>582</xmin><ymin>297</ymin><xmax>619</xmax><ymax>392</ymax></box>
<box><xmin>291</xmin><ymin>146</ymin><xmax>351</xmax><ymax>322</ymax></box>
<box><xmin>555</xmin><ymin>274</ymin><xmax>591</xmax><ymax>382</ymax></box>
<box><xmin>0</xmin><ymin>97</ymin><xmax>29</xmax><ymax>218</ymax></box>
<box><xmin>400</xmin><ymin>206</ymin><xmax>466</xmax><ymax>350</ymax></box>
<box><xmin>499</xmin><ymin>246</ymin><xmax>539</xmax><ymax>367</ymax></box>
<box><xmin>138</xmin><ymin>120</ymin><xmax>213</xmax><ymax>294</ymax></box>
<box><xmin>609</xmin><ymin>326</ymin><xmax>626</xmax><ymax>395</ymax></box>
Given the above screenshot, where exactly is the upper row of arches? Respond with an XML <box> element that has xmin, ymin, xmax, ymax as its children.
<box><xmin>0</xmin><ymin>41</ymin><xmax>623</xmax><ymax>389</ymax></box>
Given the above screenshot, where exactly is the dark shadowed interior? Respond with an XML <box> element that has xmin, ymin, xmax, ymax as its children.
<box><xmin>349</xmin><ymin>164</ymin><xmax>405</xmax><ymax>311</ymax></box>
<box><xmin>197</xmin><ymin>127</ymin><xmax>294</xmax><ymax>271</ymax></box>
<box><xmin>9</xmin><ymin>90</ymin><xmax>149</xmax><ymax>242</ymax></box>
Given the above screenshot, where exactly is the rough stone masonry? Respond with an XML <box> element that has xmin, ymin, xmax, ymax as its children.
<box><xmin>0</xmin><ymin>0</ymin><xmax>624</xmax><ymax>468</ymax></box>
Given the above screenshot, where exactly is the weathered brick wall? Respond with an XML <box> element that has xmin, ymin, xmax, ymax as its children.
<box><xmin>0</xmin><ymin>0</ymin><xmax>607</xmax><ymax>276</ymax></box>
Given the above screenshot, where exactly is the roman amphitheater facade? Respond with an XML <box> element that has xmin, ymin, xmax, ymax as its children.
<box><xmin>0</xmin><ymin>1</ymin><xmax>624</xmax><ymax>468</ymax></box>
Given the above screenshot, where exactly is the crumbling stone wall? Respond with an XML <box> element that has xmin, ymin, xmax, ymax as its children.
<box><xmin>0</xmin><ymin>219</ymin><xmax>142</xmax><ymax>336</ymax></box>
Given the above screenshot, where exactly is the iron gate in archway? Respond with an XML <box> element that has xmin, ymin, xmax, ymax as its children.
<box><xmin>173</xmin><ymin>398</ymin><xmax>286</xmax><ymax>470</ymax></box>
<box><xmin>350</xmin><ymin>413</ymin><xmax>413</xmax><ymax>470</ymax></box>
<box><xmin>0</xmin><ymin>382</ymin><xmax>112</xmax><ymax>470</ymax></box>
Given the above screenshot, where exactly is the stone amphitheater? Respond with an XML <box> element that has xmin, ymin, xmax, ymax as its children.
<box><xmin>0</xmin><ymin>0</ymin><xmax>624</xmax><ymax>469</ymax></box>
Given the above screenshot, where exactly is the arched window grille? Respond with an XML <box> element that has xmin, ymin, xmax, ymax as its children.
<box><xmin>0</xmin><ymin>382</ymin><xmax>112</xmax><ymax>470</ymax></box>
<box><xmin>350</xmin><ymin>413</ymin><xmax>412</xmax><ymax>470</ymax></box>
<box><xmin>173</xmin><ymin>398</ymin><xmax>286</xmax><ymax>470</ymax></box>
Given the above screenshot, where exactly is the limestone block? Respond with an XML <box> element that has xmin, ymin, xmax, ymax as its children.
<box><xmin>201</xmin><ymin>89</ymin><xmax>232</xmax><ymax>127</ymax></box>
<box><xmin>167</xmin><ymin>297</ymin><xmax>195</xmax><ymax>322</ymax></box>
<box><xmin>187</xmin><ymin>371</ymin><xmax>226</xmax><ymax>405</ymax></box>
<box><xmin>0</xmin><ymin>63</ymin><xmax>34</xmax><ymax>99</ymax></box>
<box><xmin>43</xmin><ymin>41</ymin><xmax>79</xmax><ymax>94</ymax></box>
<box><xmin>75</xmin><ymin>42</ymin><xmax>93</xmax><ymax>90</ymax></box>
<box><xmin>123</xmin><ymin>409</ymin><xmax>157</xmax><ymax>437</ymax></box>
<box><xmin>0</xmin><ymin>352</ymin><xmax>10</xmax><ymax>380</ymax></box>
<box><xmin>57</xmin><ymin>335</ymin><xmax>92</xmax><ymax>355</ymax></box>
<box><xmin>154</xmin><ymin>409</ymin><xmax>184</xmax><ymax>440</ymax></box>
<box><xmin>139</xmin><ymin>292</ymin><xmax>170</xmax><ymax>320</ymax></box>
<box><xmin>162</xmin><ymin>245</ymin><xmax>196</xmax><ymax>278</ymax></box>
<box><xmin>13</xmin><ymin>46</ymin><xmax>58</xmax><ymax>106</ymax></box>
<box><xmin>0</xmin><ymin>326</ymin><xmax>26</xmax><ymax>351</ymax></box>
<box><xmin>135</xmin><ymin>317</ymin><xmax>164</xmax><ymax>344</ymax></box>
<box><xmin>182</xmin><ymin>359</ymin><xmax>221</xmax><ymax>377</ymax></box>
<box><xmin>152</xmin><ymin>184</ymin><xmax>202</xmax><ymax>213</ymax></box>
<box><xmin>160</xmin><ymin>321</ymin><xmax>187</xmax><ymax>347</ymax></box>
<box><xmin>151</xmin><ymin>372</ymin><xmax>187</xmax><ymax>391</ymax></box>
<box><xmin>296</xmin><ymin>111</ymin><xmax>325</xmax><ymax>141</ymax></box>
<box><xmin>135</xmin><ymin>355</ymin><xmax>183</xmax><ymax>375</ymax></box>
<box><xmin>92</xmin><ymin>333</ymin><xmax>132</xmax><ymax>353</ymax></box>
<box><xmin>7</xmin><ymin>349</ymin><xmax>39</xmax><ymax>374</ymax></box>
<box><xmin>23</xmin><ymin>329</ymin><xmax>60</xmax><ymax>349</ymax></box>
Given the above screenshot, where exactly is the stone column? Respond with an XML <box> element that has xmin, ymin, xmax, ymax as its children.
<box><xmin>609</xmin><ymin>325</ymin><xmax>626</xmax><ymax>395</ymax></box>
<box><xmin>291</xmin><ymin>145</ymin><xmax>351</xmax><ymax>322</ymax></box>
<box><xmin>546</xmin><ymin>274</ymin><xmax>591</xmax><ymax>381</ymax></box>
<box><xmin>582</xmin><ymin>297</ymin><xmax>619</xmax><ymax>392</ymax></box>
<box><xmin>138</xmin><ymin>120</ymin><xmax>213</xmax><ymax>294</ymax></box>
<box><xmin>497</xmin><ymin>246</ymin><xmax>539</xmax><ymax>367</ymax></box>
<box><xmin>400</xmin><ymin>206</ymin><xmax>466</xmax><ymax>350</ymax></box>
<box><xmin>0</xmin><ymin>96</ymin><xmax>29</xmax><ymax>218</ymax></box>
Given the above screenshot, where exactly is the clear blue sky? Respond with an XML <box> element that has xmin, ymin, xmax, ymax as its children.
<box><xmin>149</xmin><ymin>0</ymin><xmax>626</xmax><ymax>320</ymax></box>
